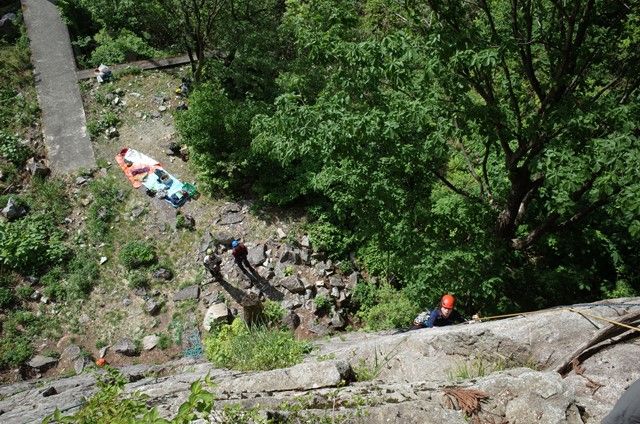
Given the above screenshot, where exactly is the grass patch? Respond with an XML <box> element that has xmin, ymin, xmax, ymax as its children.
<box><xmin>353</xmin><ymin>341</ymin><xmax>402</xmax><ymax>382</ymax></box>
<box><xmin>446</xmin><ymin>354</ymin><xmax>543</xmax><ymax>381</ymax></box>
<box><xmin>204</xmin><ymin>318</ymin><xmax>312</xmax><ymax>371</ymax></box>
<box><xmin>119</xmin><ymin>241</ymin><xmax>157</xmax><ymax>270</ymax></box>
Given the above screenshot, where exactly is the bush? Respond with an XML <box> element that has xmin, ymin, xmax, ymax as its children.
<box><xmin>87</xmin><ymin>176</ymin><xmax>126</xmax><ymax>240</ymax></box>
<box><xmin>355</xmin><ymin>283</ymin><xmax>420</xmax><ymax>331</ymax></box>
<box><xmin>204</xmin><ymin>318</ymin><xmax>311</xmax><ymax>371</ymax></box>
<box><xmin>313</xmin><ymin>294</ymin><xmax>331</xmax><ymax>312</ymax></box>
<box><xmin>0</xmin><ymin>213</ymin><xmax>69</xmax><ymax>273</ymax></box>
<box><xmin>0</xmin><ymin>131</ymin><xmax>31</xmax><ymax>167</ymax></box>
<box><xmin>65</xmin><ymin>251</ymin><xmax>100</xmax><ymax>299</ymax></box>
<box><xmin>262</xmin><ymin>300</ymin><xmax>285</xmax><ymax>327</ymax></box>
<box><xmin>119</xmin><ymin>241</ymin><xmax>156</xmax><ymax>270</ymax></box>
<box><xmin>127</xmin><ymin>270</ymin><xmax>148</xmax><ymax>289</ymax></box>
<box><xmin>157</xmin><ymin>333</ymin><xmax>172</xmax><ymax>350</ymax></box>
<box><xmin>0</xmin><ymin>335</ymin><xmax>33</xmax><ymax>369</ymax></box>
<box><xmin>0</xmin><ymin>287</ymin><xmax>16</xmax><ymax>309</ymax></box>
<box><xmin>89</xmin><ymin>29</ymin><xmax>161</xmax><ymax>67</ymax></box>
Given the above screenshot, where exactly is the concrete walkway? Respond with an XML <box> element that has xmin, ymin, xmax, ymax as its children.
<box><xmin>21</xmin><ymin>0</ymin><xmax>95</xmax><ymax>174</ymax></box>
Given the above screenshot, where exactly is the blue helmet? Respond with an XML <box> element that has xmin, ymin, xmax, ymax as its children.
<box><xmin>231</xmin><ymin>240</ymin><xmax>239</xmax><ymax>248</ymax></box>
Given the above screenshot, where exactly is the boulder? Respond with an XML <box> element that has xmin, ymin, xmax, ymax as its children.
<box><xmin>203</xmin><ymin>302</ymin><xmax>230</xmax><ymax>331</ymax></box>
<box><xmin>279</xmin><ymin>249</ymin><xmax>301</xmax><ymax>265</ymax></box>
<box><xmin>153</xmin><ymin>268</ymin><xmax>173</xmax><ymax>280</ymax></box>
<box><xmin>73</xmin><ymin>357</ymin><xmax>87</xmax><ymax>375</ymax></box>
<box><xmin>60</xmin><ymin>345</ymin><xmax>81</xmax><ymax>363</ymax></box>
<box><xmin>2</xmin><ymin>197</ymin><xmax>28</xmax><ymax>221</ymax></box>
<box><xmin>278</xmin><ymin>276</ymin><xmax>305</xmax><ymax>294</ymax></box>
<box><xmin>300</xmin><ymin>235</ymin><xmax>310</xmax><ymax>248</ymax></box>
<box><xmin>173</xmin><ymin>285</ymin><xmax>200</xmax><ymax>302</ymax></box>
<box><xmin>209</xmin><ymin>230</ymin><xmax>234</xmax><ymax>246</ymax></box>
<box><xmin>142</xmin><ymin>335</ymin><xmax>160</xmax><ymax>351</ymax></box>
<box><xmin>113</xmin><ymin>338</ymin><xmax>138</xmax><ymax>356</ymax></box>
<box><xmin>347</xmin><ymin>272</ymin><xmax>359</xmax><ymax>289</ymax></box>
<box><xmin>218</xmin><ymin>203</ymin><xmax>244</xmax><ymax>225</ymax></box>
<box><xmin>248</xmin><ymin>244</ymin><xmax>266</xmax><ymax>265</ymax></box>
<box><xmin>28</xmin><ymin>355</ymin><xmax>58</xmax><ymax>371</ymax></box>
<box><xmin>145</xmin><ymin>298</ymin><xmax>162</xmax><ymax>315</ymax></box>
<box><xmin>329</xmin><ymin>276</ymin><xmax>345</xmax><ymax>288</ymax></box>
<box><xmin>282</xmin><ymin>295</ymin><xmax>304</xmax><ymax>310</ymax></box>
<box><xmin>281</xmin><ymin>311</ymin><xmax>300</xmax><ymax>330</ymax></box>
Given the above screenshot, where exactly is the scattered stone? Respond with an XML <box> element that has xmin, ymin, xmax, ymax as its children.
<box><xmin>113</xmin><ymin>338</ymin><xmax>138</xmax><ymax>356</ymax></box>
<box><xmin>30</xmin><ymin>290</ymin><xmax>41</xmax><ymax>301</ymax></box>
<box><xmin>330</xmin><ymin>311</ymin><xmax>346</xmax><ymax>329</ymax></box>
<box><xmin>158</xmin><ymin>105</ymin><xmax>167</xmax><ymax>112</ymax></box>
<box><xmin>134</xmin><ymin>111</ymin><xmax>143</xmax><ymax>118</ymax></box>
<box><xmin>203</xmin><ymin>302</ymin><xmax>230</xmax><ymax>331</ymax></box>
<box><xmin>280</xmin><ymin>249</ymin><xmax>301</xmax><ymax>265</ymax></box>
<box><xmin>99</xmin><ymin>256</ymin><xmax>108</xmax><ymax>265</ymax></box>
<box><xmin>304</xmin><ymin>288</ymin><xmax>314</xmax><ymax>300</ymax></box>
<box><xmin>278</xmin><ymin>276</ymin><xmax>305</xmax><ymax>294</ymax></box>
<box><xmin>248</xmin><ymin>244</ymin><xmax>266</xmax><ymax>266</ymax></box>
<box><xmin>73</xmin><ymin>357</ymin><xmax>86</xmax><ymax>374</ymax></box>
<box><xmin>75</xmin><ymin>176</ymin><xmax>88</xmax><ymax>186</ymax></box>
<box><xmin>60</xmin><ymin>345</ymin><xmax>81</xmax><ymax>362</ymax></box>
<box><xmin>299</xmin><ymin>249</ymin><xmax>311</xmax><ymax>264</ymax></box>
<box><xmin>145</xmin><ymin>298</ymin><xmax>162</xmax><ymax>315</ymax></box>
<box><xmin>276</xmin><ymin>228</ymin><xmax>287</xmax><ymax>239</ymax></box>
<box><xmin>153</xmin><ymin>268</ymin><xmax>173</xmax><ymax>280</ymax></box>
<box><xmin>315</xmin><ymin>280</ymin><xmax>326</xmax><ymax>287</ymax></box>
<box><xmin>130</xmin><ymin>206</ymin><xmax>145</xmax><ymax>218</ymax></box>
<box><xmin>218</xmin><ymin>204</ymin><xmax>244</xmax><ymax>225</ymax></box>
<box><xmin>151</xmin><ymin>112</ymin><xmax>161</xmax><ymax>119</ymax></box>
<box><xmin>281</xmin><ymin>311</ymin><xmax>300</xmax><ymax>330</ymax></box>
<box><xmin>347</xmin><ymin>272</ymin><xmax>358</xmax><ymax>289</ymax></box>
<box><xmin>25</xmin><ymin>158</ymin><xmax>50</xmax><ymax>178</ymax></box>
<box><xmin>106</xmin><ymin>127</ymin><xmax>119</xmax><ymax>138</ymax></box>
<box><xmin>330</xmin><ymin>287</ymin><xmax>340</xmax><ymax>298</ymax></box>
<box><xmin>308</xmin><ymin>323</ymin><xmax>331</xmax><ymax>337</ymax></box>
<box><xmin>2</xmin><ymin>196</ymin><xmax>28</xmax><ymax>221</ymax></box>
<box><xmin>210</xmin><ymin>230</ymin><xmax>234</xmax><ymax>246</ymax></box>
<box><xmin>329</xmin><ymin>276</ymin><xmax>345</xmax><ymax>288</ymax></box>
<box><xmin>122</xmin><ymin>298</ymin><xmax>132</xmax><ymax>307</ymax></box>
<box><xmin>80</xmin><ymin>197</ymin><xmax>92</xmax><ymax>206</ymax></box>
<box><xmin>98</xmin><ymin>346</ymin><xmax>109</xmax><ymax>358</ymax></box>
<box><xmin>173</xmin><ymin>285</ymin><xmax>200</xmax><ymax>302</ymax></box>
<box><xmin>142</xmin><ymin>335</ymin><xmax>160</xmax><ymax>351</ymax></box>
<box><xmin>28</xmin><ymin>355</ymin><xmax>58</xmax><ymax>371</ymax></box>
<box><xmin>282</xmin><ymin>296</ymin><xmax>304</xmax><ymax>310</ymax></box>
<box><xmin>41</xmin><ymin>387</ymin><xmax>57</xmax><ymax>397</ymax></box>
<box><xmin>177</xmin><ymin>213</ymin><xmax>195</xmax><ymax>230</ymax></box>
<box><xmin>301</xmin><ymin>235</ymin><xmax>310</xmax><ymax>248</ymax></box>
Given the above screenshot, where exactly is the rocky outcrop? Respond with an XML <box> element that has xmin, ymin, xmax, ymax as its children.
<box><xmin>1</xmin><ymin>298</ymin><xmax>638</xmax><ymax>424</ymax></box>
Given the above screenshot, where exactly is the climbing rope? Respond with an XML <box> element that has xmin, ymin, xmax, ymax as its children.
<box><xmin>475</xmin><ymin>303</ymin><xmax>640</xmax><ymax>334</ymax></box>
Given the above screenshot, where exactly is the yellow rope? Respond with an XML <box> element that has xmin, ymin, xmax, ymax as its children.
<box><xmin>567</xmin><ymin>308</ymin><xmax>640</xmax><ymax>334</ymax></box>
<box><xmin>475</xmin><ymin>307</ymin><xmax>640</xmax><ymax>334</ymax></box>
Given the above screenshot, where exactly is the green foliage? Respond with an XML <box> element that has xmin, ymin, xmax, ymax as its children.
<box><xmin>176</xmin><ymin>84</ymin><xmax>269</xmax><ymax>194</ymax></box>
<box><xmin>127</xmin><ymin>270</ymin><xmax>149</xmax><ymax>289</ymax></box>
<box><xmin>0</xmin><ymin>310</ymin><xmax>59</xmax><ymax>369</ymax></box>
<box><xmin>119</xmin><ymin>241</ymin><xmax>157</xmax><ymax>270</ymax></box>
<box><xmin>204</xmin><ymin>318</ymin><xmax>311</xmax><ymax>371</ymax></box>
<box><xmin>0</xmin><ymin>131</ymin><xmax>31</xmax><ymax>167</ymax></box>
<box><xmin>353</xmin><ymin>342</ymin><xmax>402</xmax><ymax>382</ymax></box>
<box><xmin>87</xmin><ymin>111</ymin><xmax>120</xmax><ymax>139</ymax></box>
<box><xmin>446</xmin><ymin>354</ymin><xmax>542</xmax><ymax>382</ymax></box>
<box><xmin>90</xmin><ymin>29</ymin><xmax>161</xmax><ymax>67</ymax></box>
<box><xmin>0</xmin><ymin>287</ymin><xmax>16</xmax><ymax>309</ymax></box>
<box><xmin>157</xmin><ymin>332</ymin><xmax>172</xmax><ymax>350</ymax></box>
<box><xmin>0</xmin><ymin>212</ymin><xmax>70</xmax><ymax>273</ymax></box>
<box><xmin>0</xmin><ymin>28</ymin><xmax>40</xmax><ymax>135</ymax></box>
<box><xmin>262</xmin><ymin>300</ymin><xmax>285</xmax><ymax>327</ymax></box>
<box><xmin>43</xmin><ymin>367</ymin><xmax>216</xmax><ymax>424</ymax></box>
<box><xmin>355</xmin><ymin>283</ymin><xmax>420</xmax><ymax>331</ymax></box>
<box><xmin>86</xmin><ymin>176</ymin><xmax>126</xmax><ymax>240</ymax></box>
<box><xmin>66</xmin><ymin>251</ymin><xmax>100</xmax><ymax>299</ymax></box>
<box><xmin>313</xmin><ymin>294</ymin><xmax>331</xmax><ymax>312</ymax></box>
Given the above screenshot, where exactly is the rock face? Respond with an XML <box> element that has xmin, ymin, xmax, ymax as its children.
<box><xmin>1</xmin><ymin>298</ymin><xmax>639</xmax><ymax>424</ymax></box>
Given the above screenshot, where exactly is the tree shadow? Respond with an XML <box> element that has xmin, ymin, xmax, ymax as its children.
<box><xmin>218</xmin><ymin>278</ymin><xmax>248</xmax><ymax>304</ymax></box>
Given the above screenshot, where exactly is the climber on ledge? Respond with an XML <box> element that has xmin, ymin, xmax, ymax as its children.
<box><xmin>413</xmin><ymin>294</ymin><xmax>468</xmax><ymax>328</ymax></box>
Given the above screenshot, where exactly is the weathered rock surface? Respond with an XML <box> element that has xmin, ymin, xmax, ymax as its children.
<box><xmin>1</xmin><ymin>298</ymin><xmax>639</xmax><ymax>424</ymax></box>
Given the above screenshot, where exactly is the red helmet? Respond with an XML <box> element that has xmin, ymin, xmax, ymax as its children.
<box><xmin>441</xmin><ymin>294</ymin><xmax>455</xmax><ymax>309</ymax></box>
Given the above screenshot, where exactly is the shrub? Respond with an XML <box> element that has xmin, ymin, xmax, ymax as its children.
<box><xmin>314</xmin><ymin>294</ymin><xmax>331</xmax><ymax>312</ymax></box>
<box><xmin>119</xmin><ymin>241</ymin><xmax>156</xmax><ymax>270</ymax></box>
<box><xmin>86</xmin><ymin>111</ymin><xmax>120</xmax><ymax>138</ymax></box>
<box><xmin>65</xmin><ymin>251</ymin><xmax>100</xmax><ymax>299</ymax></box>
<box><xmin>127</xmin><ymin>270</ymin><xmax>148</xmax><ymax>289</ymax></box>
<box><xmin>87</xmin><ymin>176</ymin><xmax>125</xmax><ymax>240</ymax></box>
<box><xmin>157</xmin><ymin>333</ymin><xmax>172</xmax><ymax>350</ymax></box>
<box><xmin>16</xmin><ymin>284</ymin><xmax>34</xmax><ymax>300</ymax></box>
<box><xmin>0</xmin><ymin>213</ymin><xmax>70</xmax><ymax>273</ymax></box>
<box><xmin>355</xmin><ymin>283</ymin><xmax>420</xmax><ymax>331</ymax></box>
<box><xmin>262</xmin><ymin>300</ymin><xmax>285</xmax><ymax>327</ymax></box>
<box><xmin>0</xmin><ymin>287</ymin><xmax>16</xmax><ymax>309</ymax></box>
<box><xmin>0</xmin><ymin>131</ymin><xmax>31</xmax><ymax>166</ymax></box>
<box><xmin>0</xmin><ymin>335</ymin><xmax>33</xmax><ymax>369</ymax></box>
<box><xmin>89</xmin><ymin>29</ymin><xmax>161</xmax><ymax>67</ymax></box>
<box><xmin>204</xmin><ymin>318</ymin><xmax>311</xmax><ymax>371</ymax></box>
